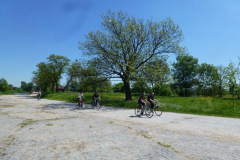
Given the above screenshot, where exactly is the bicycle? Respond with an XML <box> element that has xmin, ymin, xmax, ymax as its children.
<box><xmin>135</xmin><ymin>102</ymin><xmax>153</xmax><ymax>118</ymax></box>
<box><xmin>37</xmin><ymin>94</ymin><xmax>40</xmax><ymax>100</ymax></box>
<box><xmin>152</xmin><ymin>101</ymin><xmax>162</xmax><ymax>116</ymax></box>
<box><xmin>91</xmin><ymin>98</ymin><xmax>101</xmax><ymax>110</ymax></box>
<box><xmin>77</xmin><ymin>99</ymin><xmax>86</xmax><ymax>109</ymax></box>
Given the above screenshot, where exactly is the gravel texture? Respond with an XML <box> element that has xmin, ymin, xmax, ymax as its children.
<box><xmin>0</xmin><ymin>94</ymin><xmax>240</xmax><ymax>160</ymax></box>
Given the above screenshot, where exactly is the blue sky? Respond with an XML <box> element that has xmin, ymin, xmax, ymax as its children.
<box><xmin>0</xmin><ymin>0</ymin><xmax>240</xmax><ymax>87</ymax></box>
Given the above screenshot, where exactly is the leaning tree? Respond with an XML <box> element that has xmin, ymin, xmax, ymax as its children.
<box><xmin>79</xmin><ymin>10</ymin><xmax>184</xmax><ymax>100</ymax></box>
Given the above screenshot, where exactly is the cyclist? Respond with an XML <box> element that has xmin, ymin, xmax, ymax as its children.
<box><xmin>92</xmin><ymin>91</ymin><xmax>100</xmax><ymax>106</ymax></box>
<box><xmin>77</xmin><ymin>90</ymin><xmax>85</xmax><ymax>106</ymax></box>
<box><xmin>147</xmin><ymin>92</ymin><xmax>157</xmax><ymax>109</ymax></box>
<box><xmin>37</xmin><ymin>90</ymin><xmax>41</xmax><ymax>100</ymax></box>
<box><xmin>138</xmin><ymin>93</ymin><xmax>147</xmax><ymax>115</ymax></box>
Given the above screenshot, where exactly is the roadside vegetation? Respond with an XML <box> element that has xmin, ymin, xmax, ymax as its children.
<box><xmin>0</xmin><ymin>90</ymin><xmax>16</xmax><ymax>95</ymax></box>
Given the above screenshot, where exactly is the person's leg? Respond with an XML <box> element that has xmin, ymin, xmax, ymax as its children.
<box><xmin>140</xmin><ymin>103</ymin><xmax>144</xmax><ymax>115</ymax></box>
<box><xmin>79</xmin><ymin>99</ymin><xmax>82</xmax><ymax>106</ymax></box>
<box><xmin>151</xmin><ymin>102</ymin><xmax>154</xmax><ymax>111</ymax></box>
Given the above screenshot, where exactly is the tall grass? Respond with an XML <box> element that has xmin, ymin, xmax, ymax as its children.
<box><xmin>42</xmin><ymin>92</ymin><xmax>240</xmax><ymax>118</ymax></box>
<box><xmin>0</xmin><ymin>90</ymin><xmax>16</xmax><ymax>95</ymax></box>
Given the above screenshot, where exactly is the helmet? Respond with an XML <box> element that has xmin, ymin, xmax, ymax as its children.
<box><xmin>142</xmin><ymin>93</ymin><xmax>145</xmax><ymax>95</ymax></box>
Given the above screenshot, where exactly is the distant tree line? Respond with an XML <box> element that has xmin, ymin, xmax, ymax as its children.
<box><xmin>29</xmin><ymin>10</ymin><xmax>240</xmax><ymax>103</ymax></box>
<box><xmin>112</xmin><ymin>54</ymin><xmax>240</xmax><ymax>100</ymax></box>
<box><xmin>0</xmin><ymin>78</ymin><xmax>29</xmax><ymax>93</ymax></box>
<box><xmin>32</xmin><ymin>54</ymin><xmax>111</xmax><ymax>93</ymax></box>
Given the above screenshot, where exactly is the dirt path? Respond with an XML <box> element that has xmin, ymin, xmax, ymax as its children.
<box><xmin>0</xmin><ymin>94</ymin><xmax>240</xmax><ymax>160</ymax></box>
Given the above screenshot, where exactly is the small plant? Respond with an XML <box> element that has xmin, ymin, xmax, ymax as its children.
<box><xmin>1</xmin><ymin>105</ymin><xmax>14</xmax><ymax>108</ymax></box>
<box><xmin>142</xmin><ymin>133</ymin><xmax>151</xmax><ymax>139</ymax></box>
<box><xmin>19</xmin><ymin>119</ymin><xmax>35</xmax><ymax>128</ymax></box>
<box><xmin>108</xmin><ymin>121</ymin><xmax>114</xmax><ymax>124</ymax></box>
<box><xmin>6</xmin><ymin>135</ymin><xmax>15</xmax><ymax>142</ymax></box>
<box><xmin>46</xmin><ymin>124</ymin><xmax>53</xmax><ymax>126</ymax></box>
<box><xmin>157</xmin><ymin>141</ymin><xmax>171</xmax><ymax>148</ymax></box>
<box><xmin>2</xmin><ymin>153</ymin><xmax>7</xmax><ymax>156</ymax></box>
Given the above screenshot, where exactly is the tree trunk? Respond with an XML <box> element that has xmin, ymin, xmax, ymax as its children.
<box><xmin>51</xmin><ymin>83</ymin><xmax>54</xmax><ymax>92</ymax></box>
<box><xmin>123</xmin><ymin>78</ymin><xmax>132</xmax><ymax>101</ymax></box>
<box><xmin>63</xmin><ymin>77</ymin><xmax>72</xmax><ymax>92</ymax></box>
<box><xmin>56</xmin><ymin>82</ymin><xmax>58</xmax><ymax>92</ymax></box>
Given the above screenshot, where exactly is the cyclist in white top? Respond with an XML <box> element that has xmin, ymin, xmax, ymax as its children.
<box><xmin>77</xmin><ymin>90</ymin><xmax>85</xmax><ymax>106</ymax></box>
<box><xmin>37</xmin><ymin>90</ymin><xmax>41</xmax><ymax>100</ymax></box>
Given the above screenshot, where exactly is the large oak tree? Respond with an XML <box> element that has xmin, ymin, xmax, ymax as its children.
<box><xmin>79</xmin><ymin>10</ymin><xmax>183</xmax><ymax>100</ymax></box>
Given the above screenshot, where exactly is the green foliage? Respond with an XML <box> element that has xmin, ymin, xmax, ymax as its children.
<box><xmin>78</xmin><ymin>66</ymin><xmax>112</xmax><ymax>92</ymax></box>
<box><xmin>33</xmin><ymin>62</ymin><xmax>53</xmax><ymax>92</ymax></box>
<box><xmin>172</xmin><ymin>54</ymin><xmax>199</xmax><ymax>96</ymax></box>
<box><xmin>21</xmin><ymin>81</ymin><xmax>28</xmax><ymax>91</ymax></box>
<box><xmin>21</xmin><ymin>81</ymin><xmax>34</xmax><ymax>92</ymax></box>
<box><xmin>69</xmin><ymin>80</ymin><xmax>80</xmax><ymax>92</ymax></box>
<box><xmin>33</xmin><ymin>54</ymin><xmax>70</xmax><ymax>92</ymax></box>
<box><xmin>135</xmin><ymin>55</ymin><xmax>171</xmax><ymax>89</ymax></box>
<box><xmin>47</xmin><ymin>54</ymin><xmax>70</xmax><ymax>92</ymax></box>
<box><xmin>198</xmin><ymin>63</ymin><xmax>219</xmax><ymax>96</ymax></box>
<box><xmin>227</xmin><ymin>61</ymin><xmax>240</xmax><ymax>107</ymax></box>
<box><xmin>131</xmin><ymin>81</ymin><xmax>151</xmax><ymax>93</ymax></box>
<box><xmin>154</xmin><ymin>83</ymin><xmax>173</xmax><ymax>96</ymax></box>
<box><xmin>79</xmin><ymin>10</ymin><xmax>184</xmax><ymax>100</ymax></box>
<box><xmin>161</xmin><ymin>96</ymin><xmax>240</xmax><ymax>118</ymax></box>
<box><xmin>0</xmin><ymin>78</ymin><xmax>9</xmax><ymax>93</ymax></box>
<box><xmin>64</xmin><ymin>60</ymin><xmax>82</xmax><ymax>91</ymax></box>
<box><xmin>216</xmin><ymin>65</ymin><xmax>228</xmax><ymax>97</ymax></box>
<box><xmin>113</xmin><ymin>82</ymin><xmax>125</xmax><ymax>92</ymax></box>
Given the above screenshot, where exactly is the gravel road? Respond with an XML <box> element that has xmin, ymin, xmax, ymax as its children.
<box><xmin>0</xmin><ymin>94</ymin><xmax>240</xmax><ymax>160</ymax></box>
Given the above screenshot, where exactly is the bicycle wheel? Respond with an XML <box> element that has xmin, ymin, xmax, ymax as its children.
<box><xmin>81</xmin><ymin>102</ymin><xmax>86</xmax><ymax>109</ymax></box>
<box><xmin>135</xmin><ymin>106</ymin><xmax>141</xmax><ymax>116</ymax></box>
<box><xmin>154</xmin><ymin>106</ymin><xmax>162</xmax><ymax>116</ymax></box>
<box><xmin>77</xmin><ymin>102</ymin><xmax>81</xmax><ymax>109</ymax></box>
<box><xmin>145</xmin><ymin>107</ymin><xmax>153</xmax><ymax>118</ymax></box>
<box><xmin>96</xmin><ymin>103</ymin><xmax>101</xmax><ymax>110</ymax></box>
<box><xmin>90</xmin><ymin>102</ymin><xmax>94</xmax><ymax>108</ymax></box>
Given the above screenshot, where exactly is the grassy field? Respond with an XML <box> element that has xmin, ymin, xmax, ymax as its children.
<box><xmin>42</xmin><ymin>91</ymin><xmax>240</xmax><ymax>118</ymax></box>
<box><xmin>0</xmin><ymin>90</ymin><xmax>16</xmax><ymax>95</ymax></box>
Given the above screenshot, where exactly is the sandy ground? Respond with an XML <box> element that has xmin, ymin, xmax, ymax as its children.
<box><xmin>0</xmin><ymin>94</ymin><xmax>240</xmax><ymax>160</ymax></box>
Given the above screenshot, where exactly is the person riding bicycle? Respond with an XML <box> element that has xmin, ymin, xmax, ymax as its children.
<box><xmin>37</xmin><ymin>90</ymin><xmax>41</xmax><ymax>100</ymax></box>
<box><xmin>77</xmin><ymin>90</ymin><xmax>85</xmax><ymax>106</ymax></box>
<box><xmin>92</xmin><ymin>91</ymin><xmax>100</xmax><ymax>106</ymax></box>
<box><xmin>138</xmin><ymin>93</ymin><xmax>147</xmax><ymax>115</ymax></box>
<box><xmin>147</xmin><ymin>92</ymin><xmax>157</xmax><ymax>109</ymax></box>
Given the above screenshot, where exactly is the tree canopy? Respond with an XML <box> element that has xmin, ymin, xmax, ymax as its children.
<box><xmin>0</xmin><ymin>78</ymin><xmax>9</xmax><ymax>93</ymax></box>
<box><xmin>79</xmin><ymin>10</ymin><xmax>184</xmax><ymax>100</ymax></box>
<box><xmin>172</xmin><ymin>54</ymin><xmax>199</xmax><ymax>96</ymax></box>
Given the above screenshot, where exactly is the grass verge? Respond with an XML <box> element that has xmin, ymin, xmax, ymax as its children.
<box><xmin>42</xmin><ymin>92</ymin><xmax>240</xmax><ymax>118</ymax></box>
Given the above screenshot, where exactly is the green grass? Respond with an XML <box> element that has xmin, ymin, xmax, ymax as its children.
<box><xmin>42</xmin><ymin>91</ymin><xmax>240</xmax><ymax>118</ymax></box>
<box><xmin>157</xmin><ymin>141</ymin><xmax>171</xmax><ymax>148</ymax></box>
<box><xmin>0</xmin><ymin>90</ymin><xmax>16</xmax><ymax>95</ymax></box>
<box><xmin>0</xmin><ymin>105</ymin><xmax>14</xmax><ymax>108</ymax></box>
<box><xmin>19</xmin><ymin>119</ymin><xmax>35</xmax><ymax>128</ymax></box>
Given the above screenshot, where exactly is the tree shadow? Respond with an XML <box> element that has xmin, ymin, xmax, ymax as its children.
<box><xmin>42</xmin><ymin>102</ymin><xmax>77</xmax><ymax>110</ymax></box>
<box><xmin>17</xmin><ymin>95</ymin><xmax>34</xmax><ymax>99</ymax></box>
<box><xmin>129</xmin><ymin>115</ymin><xmax>147</xmax><ymax>118</ymax></box>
